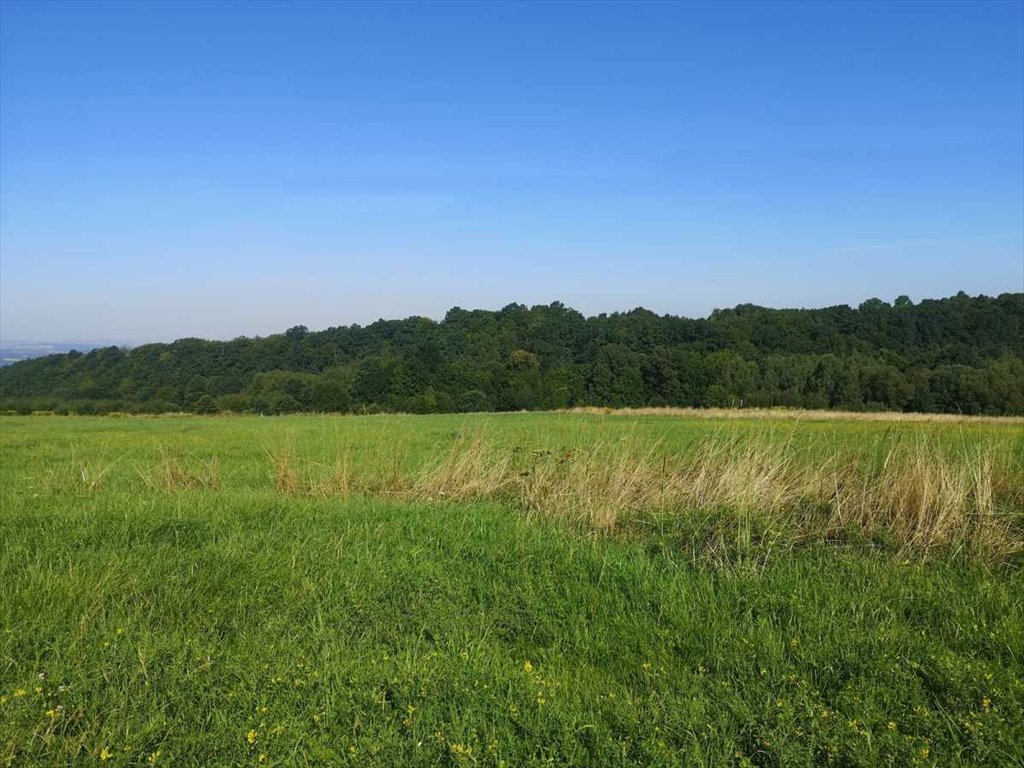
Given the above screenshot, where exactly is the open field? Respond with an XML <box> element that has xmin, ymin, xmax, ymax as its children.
<box><xmin>1</xmin><ymin>411</ymin><xmax>1023</xmax><ymax>766</ymax></box>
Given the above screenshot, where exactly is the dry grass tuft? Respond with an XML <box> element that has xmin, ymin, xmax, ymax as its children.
<box><xmin>517</xmin><ymin>438</ymin><xmax>666</xmax><ymax>530</ymax></box>
<box><xmin>836</xmin><ymin>439</ymin><xmax>1016</xmax><ymax>559</ymax></box>
<box><xmin>266</xmin><ymin>440</ymin><xmax>412</xmax><ymax>497</ymax></box>
<box><xmin>137</xmin><ymin>448</ymin><xmax>221</xmax><ymax>491</ymax></box>
<box><xmin>268</xmin><ymin>439</ymin><xmax>300</xmax><ymax>494</ymax></box>
<box><xmin>412</xmin><ymin>430</ymin><xmax>516</xmax><ymax>502</ymax></box>
<box><xmin>45</xmin><ymin>445</ymin><xmax>122</xmax><ymax>494</ymax></box>
<box><xmin>321</xmin><ymin>452</ymin><xmax>353</xmax><ymax>497</ymax></box>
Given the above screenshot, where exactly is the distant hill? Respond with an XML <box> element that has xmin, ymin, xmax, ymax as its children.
<box><xmin>2</xmin><ymin>292</ymin><xmax>1022</xmax><ymax>415</ymax></box>
<box><xmin>0</xmin><ymin>342</ymin><xmax>110</xmax><ymax>367</ymax></box>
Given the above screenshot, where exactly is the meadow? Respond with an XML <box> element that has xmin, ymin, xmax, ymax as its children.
<box><xmin>1</xmin><ymin>411</ymin><xmax>1022</xmax><ymax>766</ymax></box>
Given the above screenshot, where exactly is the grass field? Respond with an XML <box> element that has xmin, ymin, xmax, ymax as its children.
<box><xmin>1</xmin><ymin>411</ymin><xmax>1022</xmax><ymax>766</ymax></box>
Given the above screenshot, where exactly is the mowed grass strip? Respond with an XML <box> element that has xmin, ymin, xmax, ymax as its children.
<box><xmin>1</xmin><ymin>413</ymin><xmax>1023</xmax><ymax>766</ymax></box>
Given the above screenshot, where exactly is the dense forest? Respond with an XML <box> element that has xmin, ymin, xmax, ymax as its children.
<box><xmin>2</xmin><ymin>292</ymin><xmax>1023</xmax><ymax>416</ymax></box>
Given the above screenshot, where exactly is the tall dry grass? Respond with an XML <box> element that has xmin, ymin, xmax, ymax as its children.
<box><xmin>267</xmin><ymin>439</ymin><xmax>301</xmax><ymax>494</ymax></box>
<box><xmin>408</xmin><ymin>428</ymin><xmax>1024</xmax><ymax>563</ymax></box>
<box><xmin>266</xmin><ymin>439</ymin><xmax>410</xmax><ymax>497</ymax></box>
<box><xmin>160</xmin><ymin>426</ymin><xmax>1022</xmax><ymax>563</ymax></box>
<box><xmin>45</xmin><ymin>444</ymin><xmax>124</xmax><ymax>494</ymax></box>
<box><xmin>136</xmin><ymin>447</ymin><xmax>221</xmax><ymax>491</ymax></box>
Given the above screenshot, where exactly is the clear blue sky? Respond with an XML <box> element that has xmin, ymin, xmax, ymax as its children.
<box><xmin>1</xmin><ymin>0</ymin><xmax>1022</xmax><ymax>343</ymax></box>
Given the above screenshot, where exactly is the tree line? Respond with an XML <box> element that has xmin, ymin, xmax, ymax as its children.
<box><xmin>2</xmin><ymin>292</ymin><xmax>1022</xmax><ymax>416</ymax></box>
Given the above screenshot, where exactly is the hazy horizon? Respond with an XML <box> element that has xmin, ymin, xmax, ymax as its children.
<box><xmin>2</xmin><ymin>1</ymin><xmax>1022</xmax><ymax>343</ymax></box>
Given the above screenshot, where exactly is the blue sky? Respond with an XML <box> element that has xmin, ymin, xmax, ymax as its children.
<box><xmin>1</xmin><ymin>0</ymin><xmax>1022</xmax><ymax>343</ymax></box>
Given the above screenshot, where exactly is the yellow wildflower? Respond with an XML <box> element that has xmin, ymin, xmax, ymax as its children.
<box><xmin>100</xmin><ymin>747</ymin><xmax>113</xmax><ymax>760</ymax></box>
<box><xmin>522</xmin><ymin>660</ymin><xmax>533</xmax><ymax>673</ymax></box>
<box><xmin>246</xmin><ymin>730</ymin><xmax>258</xmax><ymax>745</ymax></box>
<box><xmin>14</xmin><ymin>688</ymin><xmax>26</xmax><ymax>697</ymax></box>
<box><xmin>258</xmin><ymin>754</ymin><xmax>268</xmax><ymax>763</ymax></box>
<box><xmin>887</xmin><ymin>721</ymin><xmax>896</xmax><ymax>730</ymax></box>
<box><xmin>981</xmin><ymin>698</ymin><xmax>991</xmax><ymax>709</ymax></box>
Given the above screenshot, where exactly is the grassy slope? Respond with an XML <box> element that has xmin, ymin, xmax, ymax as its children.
<box><xmin>1</xmin><ymin>414</ymin><xmax>1022</xmax><ymax>767</ymax></box>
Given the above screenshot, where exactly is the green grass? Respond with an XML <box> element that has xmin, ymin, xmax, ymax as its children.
<box><xmin>1</xmin><ymin>413</ymin><xmax>1022</xmax><ymax>766</ymax></box>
